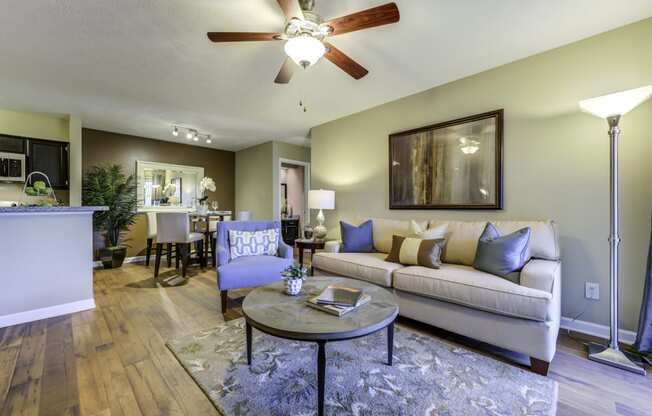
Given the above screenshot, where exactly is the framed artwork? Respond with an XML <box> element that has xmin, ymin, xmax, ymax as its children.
<box><xmin>389</xmin><ymin>109</ymin><xmax>503</xmax><ymax>209</ymax></box>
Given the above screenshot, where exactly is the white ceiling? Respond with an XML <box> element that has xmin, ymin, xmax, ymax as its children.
<box><xmin>1</xmin><ymin>0</ymin><xmax>651</xmax><ymax>151</ymax></box>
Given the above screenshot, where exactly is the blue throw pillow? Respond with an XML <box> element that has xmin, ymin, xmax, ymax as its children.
<box><xmin>340</xmin><ymin>220</ymin><xmax>374</xmax><ymax>253</ymax></box>
<box><xmin>473</xmin><ymin>223</ymin><xmax>531</xmax><ymax>283</ymax></box>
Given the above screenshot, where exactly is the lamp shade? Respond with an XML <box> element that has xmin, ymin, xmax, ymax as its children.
<box><xmin>308</xmin><ymin>189</ymin><xmax>335</xmax><ymax>210</ymax></box>
<box><xmin>579</xmin><ymin>85</ymin><xmax>652</xmax><ymax>119</ymax></box>
<box><xmin>284</xmin><ymin>35</ymin><xmax>326</xmax><ymax>68</ymax></box>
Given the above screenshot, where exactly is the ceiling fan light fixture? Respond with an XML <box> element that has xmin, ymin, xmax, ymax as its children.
<box><xmin>284</xmin><ymin>35</ymin><xmax>325</xmax><ymax>68</ymax></box>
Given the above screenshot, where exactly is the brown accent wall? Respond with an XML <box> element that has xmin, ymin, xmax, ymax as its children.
<box><xmin>82</xmin><ymin>128</ymin><xmax>235</xmax><ymax>257</ymax></box>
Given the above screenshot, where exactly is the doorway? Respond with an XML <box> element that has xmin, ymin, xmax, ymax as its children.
<box><xmin>278</xmin><ymin>158</ymin><xmax>310</xmax><ymax>245</ymax></box>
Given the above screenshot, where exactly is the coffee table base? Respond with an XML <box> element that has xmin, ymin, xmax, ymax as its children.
<box><xmin>245</xmin><ymin>320</ymin><xmax>395</xmax><ymax>416</ymax></box>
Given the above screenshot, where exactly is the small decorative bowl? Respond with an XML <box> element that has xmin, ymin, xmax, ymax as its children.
<box><xmin>285</xmin><ymin>278</ymin><xmax>303</xmax><ymax>296</ymax></box>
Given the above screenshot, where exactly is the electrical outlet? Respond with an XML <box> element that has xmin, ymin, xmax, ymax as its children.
<box><xmin>585</xmin><ymin>282</ymin><xmax>600</xmax><ymax>300</ymax></box>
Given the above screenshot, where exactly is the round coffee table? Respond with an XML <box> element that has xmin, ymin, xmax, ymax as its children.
<box><xmin>242</xmin><ymin>276</ymin><xmax>399</xmax><ymax>416</ymax></box>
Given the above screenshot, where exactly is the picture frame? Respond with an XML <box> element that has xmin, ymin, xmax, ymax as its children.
<box><xmin>389</xmin><ymin>109</ymin><xmax>503</xmax><ymax>210</ymax></box>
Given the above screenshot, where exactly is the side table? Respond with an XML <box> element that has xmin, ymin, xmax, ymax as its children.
<box><xmin>295</xmin><ymin>238</ymin><xmax>325</xmax><ymax>275</ymax></box>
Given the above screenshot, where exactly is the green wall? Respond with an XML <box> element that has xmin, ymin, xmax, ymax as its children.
<box><xmin>311</xmin><ymin>18</ymin><xmax>652</xmax><ymax>331</ymax></box>
<box><xmin>235</xmin><ymin>141</ymin><xmax>310</xmax><ymax>220</ymax></box>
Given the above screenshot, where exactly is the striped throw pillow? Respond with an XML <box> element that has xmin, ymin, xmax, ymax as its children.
<box><xmin>385</xmin><ymin>235</ymin><xmax>446</xmax><ymax>268</ymax></box>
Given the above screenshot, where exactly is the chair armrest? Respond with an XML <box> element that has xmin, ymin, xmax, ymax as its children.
<box><xmin>520</xmin><ymin>259</ymin><xmax>561</xmax><ymax>294</ymax></box>
<box><xmin>323</xmin><ymin>240</ymin><xmax>342</xmax><ymax>253</ymax></box>
<box><xmin>216</xmin><ymin>244</ymin><xmax>230</xmax><ymax>267</ymax></box>
<box><xmin>278</xmin><ymin>239</ymin><xmax>294</xmax><ymax>260</ymax></box>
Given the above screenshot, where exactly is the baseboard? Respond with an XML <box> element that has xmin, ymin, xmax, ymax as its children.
<box><xmin>560</xmin><ymin>316</ymin><xmax>637</xmax><ymax>345</ymax></box>
<box><xmin>0</xmin><ymin>298</ymin><xmax>96</xmax><ymax>328</ymax></box>
<box><xmin>93</xmin><ymin>255</ymin><xmax>146</xmax><ymax>268</ymax></box>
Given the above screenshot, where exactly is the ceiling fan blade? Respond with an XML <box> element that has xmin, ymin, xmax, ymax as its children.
<box><xmin>276</xmin><ymin>0</ymin><xmax>304</xmax><ymax>21</ymax></box>
<box><xmin>325</xmin><ymin>2</ymin><xmax>400</xmax><ymax>36</ymax></box>
<box><xmin>206</xmin><ymin>32</ymin><xmax>281</xmax><ymax>42</ymax></box>
<box><xmin>324</xmin><ymin>42</ymin><xmax>368</xmax><ymax>80</ymax></box>
<box><xmin>274</xmin><ymin>57</ymin><xmax>296</xmax><ymax>84</ymax></box>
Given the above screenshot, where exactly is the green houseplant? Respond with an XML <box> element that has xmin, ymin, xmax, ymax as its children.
<box><xmin>82</xmin><ymin>164</ymin><xmax>137</xmax><ymax>269</ymax></box>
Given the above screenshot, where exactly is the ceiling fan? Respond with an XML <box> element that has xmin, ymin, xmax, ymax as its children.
<box><xmin>207</xmin><ymin>0</ymin><xmax>400</xmax><ymax>84</ymax></box>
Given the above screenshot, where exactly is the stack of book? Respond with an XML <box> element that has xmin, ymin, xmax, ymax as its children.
<box><xmin>306</xmin><ymin>285</ymin><xmax>371</xmax><ymax>316</ymax></box>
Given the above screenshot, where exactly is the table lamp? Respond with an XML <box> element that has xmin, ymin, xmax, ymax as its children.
<box><xmin>308</xmin><ymin>189</ymin><xmax>335</xmax><ymax>240</ymax></box>
<box><xmin>579</xmin><ymin>85</ymin><xmax>652</xmax><ymax>375</ymax></box>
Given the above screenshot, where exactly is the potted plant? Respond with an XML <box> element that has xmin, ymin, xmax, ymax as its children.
<box><xmin>281</xmin><ymin>263</ymin><xmax>308</xmax><ymax>295</ymax></box>
<box><xmin>82</xmin><ymin>164</ymin><xmax>137</xmax><ymax>269</ymax></box>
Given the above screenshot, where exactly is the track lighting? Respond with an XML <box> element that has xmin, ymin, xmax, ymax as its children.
<box><xmin>171</xmin><ymin>125</ymin><xmax>215</xmax><ymax>145</ymax></box>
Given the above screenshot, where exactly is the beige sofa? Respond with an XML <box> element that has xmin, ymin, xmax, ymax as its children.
<box><xmin>312</xmin><ymin>218</ymin><xmax>561</xmax><ymax>375</ymax></box>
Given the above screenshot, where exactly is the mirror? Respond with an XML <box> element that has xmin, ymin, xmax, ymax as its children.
<box><xmin>136</xmin><ymin>161</ymin><xmax>204</xmax><ymax>210</ymax></box>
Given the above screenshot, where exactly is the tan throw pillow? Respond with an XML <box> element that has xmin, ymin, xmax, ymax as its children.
<box><xmin>385</xmin><ymin>235</ymin><xmax>446</xmax><ymax>268</ymax></box>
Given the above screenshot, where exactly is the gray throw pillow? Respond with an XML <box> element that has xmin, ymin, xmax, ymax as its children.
<box><xmin>473</xmin><ymin>223</ymin><xmax>531</xmax><ymax>283</ymax></box>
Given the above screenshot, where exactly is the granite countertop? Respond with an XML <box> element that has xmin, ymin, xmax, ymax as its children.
<box><xmin>0</xmin><ymin>206</ymin><xmax>108</xmax><ymax>214</ymax></box>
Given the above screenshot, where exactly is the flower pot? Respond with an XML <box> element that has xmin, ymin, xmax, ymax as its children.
<box><xmin>284</xmin><ymin>278</ymin><xmax>303</xmax><ymax>296</ymax></box>
<box><xmin>99</xmin><ymin>246</ymin><xmax>127</xmax><ymax>269</ymax></box>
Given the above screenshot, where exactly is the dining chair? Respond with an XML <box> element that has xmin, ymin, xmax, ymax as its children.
<box><xmin>155</xmin><ymin>212</ymin><xmax>205</xmax><ymax>279</ymax></box>
<box><xmin>145</xmin><ymin>212</ymin><xmax>173</xmax><ymax>267</ymax></box>
<box><xmin>237</xmin><ymin>211</ymin><xmax>252</xmax><ymax>221</ymax></box>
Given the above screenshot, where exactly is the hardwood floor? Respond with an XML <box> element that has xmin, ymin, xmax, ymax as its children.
<box><xmin>1</xmin><ymin>263</ymin><xmax>651</xmax><ymax>415</ymax></box>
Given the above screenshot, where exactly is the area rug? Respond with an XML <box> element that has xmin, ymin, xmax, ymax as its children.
<box><xmin>167</xmin><ymin>318</ymin><xmax>557</xmax><ymax>416</ymax></box>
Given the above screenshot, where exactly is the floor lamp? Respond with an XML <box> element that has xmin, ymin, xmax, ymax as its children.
<box><xmin>579</xmin><ymin>85</ymin><xmax>652</xmax><ymax>375</ymax></box>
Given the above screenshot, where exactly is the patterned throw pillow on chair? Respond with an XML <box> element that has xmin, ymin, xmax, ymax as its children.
<box><xmin>228</xmin><ymin>228</ymin><xmax>279</xmax><ymax>260</ymax></box>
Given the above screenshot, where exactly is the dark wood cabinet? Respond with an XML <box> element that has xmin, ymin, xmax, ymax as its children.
<box><xmin>282</xmin><ymin>218</ymin><xmax>300</xmax><ymax>245</ymax></box>
<box><xmin>28</xmin><ymin>139</ymin><xmax>69</xmax><ymax>189</ymax></box>
<box><xmin>0</xmin><ymin>134</ymin><xmax>26</xmax><ymax>154</ymax></box>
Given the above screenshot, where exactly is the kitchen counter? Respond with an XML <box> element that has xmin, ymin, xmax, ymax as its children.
<box><xmin>0</xmin><ymin>205</ymin><xmax>107</xmax><ymax>327</ymax></box>
<box><xmin>0</xmin><ymin>205</ymin><xmax>107</xmax><ymax>214</ymax></box>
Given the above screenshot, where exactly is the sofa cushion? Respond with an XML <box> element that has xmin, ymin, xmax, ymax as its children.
<box><xmin>385</xmin><ymin>235</ymin><xmax>446</xmax><ymax>269</ymax></box>
<box><xmin>312</xmin><ymin>252</ymin><xmax>404</xmax><ymax>287</ymax></box>
<box><xmin>473</xmin><ymin>223</ymin><xmax>531</xmax><ymax>281</ymax></box>
<box><xmin>340</xmin><ymin>220</ymin><xmax>374</xmax><ymax>252</ymax></box>
<box><xmin>429</xmin><ymin>221</ymin><xmax>487</xmax><ymax>266</ymax></box>
<box><xmin>393</xmin><ymin>264</ymin><xmax>553</xmax><ymax>321</ymax></box>
<box><xmin>429</xmin><ymin>220</ymin><xmax>560</xmax><ymax>265</ymax></box>
<box><xmin>369</xmin><ymin>218</ymin><xmax>428</xmax><ymax>253</ymax></box>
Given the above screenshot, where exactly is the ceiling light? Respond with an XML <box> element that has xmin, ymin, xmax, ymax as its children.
<box><xmin>206</xmin><ymin>136</ymin><xmax>212</xmax><ymax>144</ymax></box>
<box><xmin>579</xmin><ymin>85</ymin><xmax>652</xmax><ymax>119</ymax></box>
<box><xmin>284</xmin><ymin>35</ymin><xmax>326</xmax><ymax>68</ymax></box>
<box><xmin>172</xmin><ymin>126</ymin><xmax>179</xmax><ymax>137</ymax></box>
<box><xmin>186</xmin><ymin>130</ymin><xmax>193</xmax><ymax>139</ymax></box>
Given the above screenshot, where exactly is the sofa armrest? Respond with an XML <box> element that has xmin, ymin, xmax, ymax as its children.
<box><xmin>278</xmin><ymin>239</ymin><xmax>294</xmax><ymax>260</ymax></box>
<box><xmin>520</xmin><ymin>259</ymin><xmax>561</xmax><ymax>294</ymax></box>
<box><xmin>323</xmin><ymin>240</ymin><xmax>342</xmax><ymax>253</ymax></box>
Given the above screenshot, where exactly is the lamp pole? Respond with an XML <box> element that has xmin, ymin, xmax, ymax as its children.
<box><xmin>587</xmin><ymin>115</ymin><xmax>646</xmax><ymax>375</ymax></box>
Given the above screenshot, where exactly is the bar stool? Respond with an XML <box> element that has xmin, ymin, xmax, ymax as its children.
<box><xmin>145</xmin><ymin>212</ymin><xmax>173</xmax><ymax>267</ymax></box>
<box><xmin>154</xmin><ymin>212</ymin><xmax>205</xmax><ymax>279</ymax></box>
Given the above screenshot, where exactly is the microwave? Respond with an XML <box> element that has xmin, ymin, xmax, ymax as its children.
<box><xmin>0</xmin><ymin>152</ymin><xmax>26</xmax><ymax>182</ymax></box>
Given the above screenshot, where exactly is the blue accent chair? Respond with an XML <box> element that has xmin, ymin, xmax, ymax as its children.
<box><xmin>216</xmin><ymin>220</ymin><xmax>293</xmax><ymax>313</ymax></box>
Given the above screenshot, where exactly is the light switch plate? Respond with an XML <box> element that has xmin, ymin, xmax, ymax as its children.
<box><xmin>585</xmin><ymin>282</ymin><xmax>600</xmax><ymax>300</ymax></box>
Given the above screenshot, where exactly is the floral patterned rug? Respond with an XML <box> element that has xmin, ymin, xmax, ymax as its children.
<box><xmin>167</xmin><ymin>318</ymin><xmax>557</xmax><ymax>416</ymax></box>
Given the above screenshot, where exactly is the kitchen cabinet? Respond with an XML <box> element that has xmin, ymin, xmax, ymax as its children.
<box><xmin>28</xmin><ymin>139</ymin><xmax>69</xmax><ymax>189</ymax></box>
<box><xmin>0</xmin><ymin>134</ymin><xmax>26</xmax><ymax>154</ymax></box>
